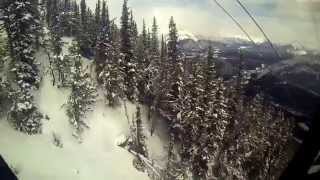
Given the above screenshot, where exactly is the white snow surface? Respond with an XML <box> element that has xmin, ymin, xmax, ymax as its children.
<box><xmin>0</xmin><ymin>38</ymin><xmax>168</xmax><ymax>180</ymax></box>
<box><xmin>0</xmin><ymin>75</ymin><xmax>150</xmax><ymax>180</ymax></box>
<box><xmin>0</xmin><ymin>74</ymin><xmax>168</xmax><ymax>180</ymax></box>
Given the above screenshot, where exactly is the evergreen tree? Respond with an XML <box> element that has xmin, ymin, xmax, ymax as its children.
<box><xmin>31</xmin><ymin>0</ymin><xmax>43</xmax><ymax>48</ymax></box>
<box><xmin>80</xmin><ymin>0</ymin><xmax>87</xmax><ymax>30</ymax></box>
<box><xmin>95</xmin><ymin>0</ymin><xmax>110</xmax><ymax>78</ymax></box>
<box><xmin>218</xmin><ymin>96</ymin><xmax>292</xmax><ymax>180</ymax></box>
<box><xmin>166</xmin><ymin>17</ymin><xmax>185</xmax><ymax>131</ymax></box>
<box><xmin>0</xmin><ymin>77</ymin><xmax>11</xmax><ymax>116</ymax></box>
<box><xmin>100</xmin><ymin>52</ymin><xmax>125</xmax><ymax>106</ymax></box>
<box><xmin>164</xmin><ymin>133</ymin><xmax>186</xmax><ymax>180</ymax></box>
<box><xmin>136</xmin><ymin>19</ymin><xmax>150</xmax><ymax>102</ymax></box>
<box><xmin>153</xmin><ymin>34</ymin><xmax>168</xmax><ymax>110</ymax></box>
<box><xmin>141</xmin><ymin>20</ymin><xmax>148</xmax><ymax>52</ymax></box>
<box><xmin>70</xmin><ymin>0</ymin><xmax>81</xmax><ymax>35</ymax></box>
<box><xmin>45</xmin><ymin>0</ymin><xmax>53</xmax><ymax>26</ymax></box>
<box><xmin>167</xmin><ymin>17</ymin><xmax>179</xmax><ymax>65</ymax></box>
<box><xmin>86</xmin><ymin>8</ymin><xmax>97</xmax><ymax>52</ymax></box>
<box><xmin>77</xmin><ymin>0</ymin><xmax>92</xmax><ymax>57</ymax></box>
<box><xmin>183</xmin><ymin>62</ymin><xmax>209</xmax><ymax>179</ymax></box>
<box><xmin>66</xmin><ymin>41</ymin><xmax>97</xmax><ymax>139</ymax></box>
<box><xmin>0</xmin><ymin>28</ymin><xmax>8</xmax><ymax>69</ymax></box>
<box><xmin>129</xmin><ymin>11</ymin><xmax>138</xmax><ymax>50</ymax></box>
<box><xmin>150</xmin><ymin>17</ymin><xmax>159</xmax><ymax>57</ymax></box>
<box><xmin>60</xmin><ymin>0</ymin><xmax>73</xmax><ymax>36</ymax></box>
<box><xmin>134</xmin><ymin>106</ymin><xmax>148</xmax><ymax>157</ymax></box>
<box><xmin>120</xmin><ymin>0</ymin><xmax>136</xmax><ymax>101</ymax></box>
<box><xmin>46</xmin><ymin>0</ymin><xmax>73</xmax><ymax>87</ymax></box>
<box><xmin>93</xmin><ymin>0</ymin><xmax>101</xmax><ymax>44</ymax></box>
<box><xmin>203</xmin><ymin>46</ymin><xmax>230</xmax><ymax>161</ymax></box>
<box><xmin>136</xmin><ymin>19</ymin><xmax>148</xmax><ymax>62</ymax></box>
<box><xmin>49</xmin><ymin>0</ymin><xmax>63</xmax><ymax>55</ymax></box>
<box><xmin>95</xmin><ymin>0</ymin><xmax>101</xmax><ymax>28</ymax></box>
<box><xmin>3</xmin><ymin>0</ymin><xmax>43</xmax><ymax>134</ymax></box>
<box><xmin>100</xmin><ymin>0</ymin><xmax>108</xmax><ymax>29</ymax></box>
<box><xmin>96</xmin><ymin>4</ymin><xmax>125</xmax><ymax>106</ymax></box>
<box><xmin>130</xmin><ymin>106</ymin><xmax>149</xmax><ymax>172</ymax></box>
<box><xmin>0</xmin><ymin>30</ymin><xmax>10</xmax><ymax>115</ymax></box>
<box><xmin>120</xmin><ymin>0</ymin><xmax>131</xmax><ymax>60</ymax></box>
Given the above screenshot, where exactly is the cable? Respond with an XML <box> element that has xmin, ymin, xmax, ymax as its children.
<box><xmin>236</xmin><ymin>0</ymin><xmax>281</xmax><ymax>59</ymax></box>
<box><xmin>211</xmin><ymin>0</ymin><xmax>257</xmax><ymax>47</ymax></box>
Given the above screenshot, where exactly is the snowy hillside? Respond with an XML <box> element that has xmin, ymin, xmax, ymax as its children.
<box><xmin>0</xmin><ymin>74</ymin><xmax>167</xmax><ymax>180</ymax></box>
<box><xmin>0</xmin><ymin>0</ymin><xmax>301</xmax><ymax>179</ymax></box>
<box><xmin>0</xmin><ymin>41</ymin><xmax>168</xmax><ymax>180</ymax></box>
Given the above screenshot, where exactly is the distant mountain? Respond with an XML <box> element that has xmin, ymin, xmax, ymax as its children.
<box><xmin>178</xmin><ymin>37</ymin><xmax>300</xmax><ymax>78</ymax></box>
<box><xmin>178</xmin><ymin>30</ymin><xmax>199</xmax><ymax>41</ymax></box>
<box><xmin>179</xmin><ymin>35</ymin><xmax>320</xmax><ymax>128</ymax></box>
<box><xmin>249</xmin><ymin>55</ymin><xmax>320</xmax><ymax>119</ymax></box>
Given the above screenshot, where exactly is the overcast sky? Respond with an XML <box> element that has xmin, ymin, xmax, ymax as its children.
<box><xmin>85</xmin><ymin>0</ymin><xmax>320</xmax><ymax>49</ymax></box>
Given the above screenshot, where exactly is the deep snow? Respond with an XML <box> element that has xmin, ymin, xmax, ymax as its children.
<box><xmin>0</xmin><ymin>72</ymin><xmax>168</xmax><ymax>180</ymax></box>
<box><xmin>0</xmin><ymin>39</ymin><xmax>168</xmax><ymax>180</ymax></box>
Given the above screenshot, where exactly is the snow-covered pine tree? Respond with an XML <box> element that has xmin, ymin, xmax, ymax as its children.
<box><xmin>164</xmin><ymin>133</ymin><xmax>186</xmax><ymax>180</ymax></box>
<box><xmin>209</xmin><ymin>50</ymin><xmax>250</xmax><ymax>179</ymax></box>
<box><xmin>143</xmin><ymin>17</ymin><xmax>160</xmax><ymax>128</ymax></box>
<box><xmin>120</xmin><ymin>0</ymin><xmax>137</xmax><ymax>101</ymax></box>
<box><xmin>95</xmin><ymin>0</ymin><xmax>110</xmax><ymax>81</ymax></box>
<box><xmin>146</xmin><ymin>16</ymin><xmax>159</xmax><ymax>104</ymax></box>
<box><xmin>150</xmin><ymin>17</ymin><xmax>159</xmax><ymax>58</ymax></box>
<box><xmin>167</xmin><ymin>17</ymin><xmax>185</xmax><ymax>133</ymax></box>
<box><xmin>96</xmin><ymin>2</ymin><xmax>125</xmax><ymax>107</ymax></box>
<box><xmin>100</xmin><ymin>0</ymin><xmax>107</xmax><ymax>27</ymax></box>
<box><xmin>60</xmin><ymin>0</ymin><xmax>73</xmax><ymax>36</ymax></box>
<box><xmin>101</xmin><ymin>57</ymin><xmax>125</xmax><ymax>106</ymax></box>
<box><xmin>202</xmin><ymin>47</ymin><xmax>230</xmax><ymax>155</ymax></box>
<box><xmin>0</xmin><ymin>78</ymin><xmax>11</xmax><ymax>116</ymax></box>
<box><xmin>207</xmin><ymin>77</ymin><xmax>230</xmax><ymax>179</ymax></box>
<box><xmin>66</xmin><ymin>41</ymin><xmax>97</xmax><ymax>139</ymax></box>
<box><xmin>220</xmin><ymin>95</ymin><xmax>292</xmax><ymax>180</ymax></box>
<box><xmin>147</xmin><ymin>28</ymin><xmax>152</xmax><ymax>51</ymax></box>
<box><xmin>153</xmin><ymin>34</ymin><xmax>168</xmax><ymax>110</ymax></box>
<box><xmin>0</xmin><ymin>30</ymin><xmax>11</xmax><ymax>114</ymax></box>
<box><xmin>129</xmin><ymin>11</ymin><xmax>138</xmax><ymax>51</ymax></box>
<box><xmin>31</xmin><ymin>0</ymin><xmax>43</xmax><ymax>49</ymax></box>
<box><xmin>47</xmin><ymin>0</ymin><xmax>72</xmax><ymax>87</ymax></box>
<box><xmin>70</xmin><ymin>0</ymin><xmax>81</xmax><ymax>35</ymax></box>
<box><xmin>135</xmin><ymin>19</ymin><xmax>150</xmax><ymax>103</ymax></box>
<box><xmin>94</xmin><ymin>0</ymin><xmax>101</xmax><ymax>36</ymax></box>
<box><xmin>44</xmin><ymin>0</ymin><xmax>53</xmax><ymax>26</ymax></box>
<box><xmin>134</xmin><ymin>106</ymin><xmax>148</xmax><ymax>157</ymax></box>
<box><xmin>182</xmin><ymin>62</ymin><xmax>210</xmax><ymax>179</ymax></box>
<box><xmin>129</xmin><ymin>106</ymin><xmax>149</xmax><ymax>172</ymax></box>
<box><xmin>86</xmin><ymin>8</ymin><xmax>98</xmax><ymax>55</ymax></box>
<box><xmin>48</xmin><ymin>0</ymin><xmax>63</xmax><ymax>55</ymax></box>
<box><xmin>0</xmin><ymin>28</ymin><xmax>8</xmax><ymax>69</ymax></box>
<box><xmin>141</xmin><ymin>19</ymin><xmax>148</xmax><ymax>53</ymax></box>
<box><xmin>3</xmin><ymin>0</ymin><xmax>43</xmax><ymax>134</ymax></box>
<box><xmin>76</xmin><ymin>0</ymin><xmax>92</xmax><ymax>57</ymax></box>
<box><xmin>80</xmin><ymin>0</ymin><xmax>87</xmax><ymax>30</ymax></box>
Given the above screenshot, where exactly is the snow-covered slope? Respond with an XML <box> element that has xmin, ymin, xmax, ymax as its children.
<box><xmin>0</xmin><ymin>74</ymin><xmax>146</xmax><ymax>180</ymax></box>
<box><xmin>0</xmin><ymin>40</ymin><xmax>168</xmax><ymax>180</ymax></box>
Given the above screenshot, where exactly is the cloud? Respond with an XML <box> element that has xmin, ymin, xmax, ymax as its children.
<box><xmin>84</xmin><ymin>0</ymin><xmax>320</xmax><ymax>49</ymax></box>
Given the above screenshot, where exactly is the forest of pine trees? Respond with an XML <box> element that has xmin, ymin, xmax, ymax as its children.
<box><xmin>0</xmin><ymin>0</ymin><xmax>294</xmax><ymax>179</ymax></box>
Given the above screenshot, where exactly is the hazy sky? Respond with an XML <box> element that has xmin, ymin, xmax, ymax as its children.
<box><xmin>85</xmin><ymin>0</ymin><xmax>320</xmax><ymax>49</ymax></box>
